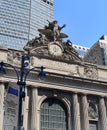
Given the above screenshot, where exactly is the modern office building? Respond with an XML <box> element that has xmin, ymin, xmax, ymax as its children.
<box><xmin>84</xmin><ymin>35</ymin><xmax>107</xmax><ymax>65</ymax></box>
<box><xmin>72</xmin><ymin>44</ymin><xmax>89</xmax><ymax>58</ymax></box>
<box><xmin>0</xmin><ymin>0</ymin><xmax>54</xmax><ymax>50</ymax></box>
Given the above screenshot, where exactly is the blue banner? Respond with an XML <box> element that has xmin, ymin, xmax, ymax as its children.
<box><xmin>8</xmin><ymin>87</ymin><xmax>18</xmax><ymax>96</ymax></box>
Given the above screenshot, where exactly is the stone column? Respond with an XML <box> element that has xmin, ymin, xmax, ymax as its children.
<box><xmin>0</xmin><ymin>83</ymin><xmax>5</xmax><ymax>130</ymax></box>
<box><xmin>72</xmin><ymin>93</ymin><xmax>80</xmax><ymax>130</ymax></box>
<box><xmin>99</xmin><ymin>97</ymin><xmax>107</xmax><ymax>130</ymax></box>
<box><xmin>81</xmin><ymin>94</ymin><xmax>89</xmax><ymax>130</ymax></box>
<box><xmin>22</xmin><ymin>87</ymin><xmax>29</xmax><ymax>130</ymax></box>
<box><xmin>30</xmin><ymin>88</ymin><xmax>38</xmax><ymax>130</ymax></box>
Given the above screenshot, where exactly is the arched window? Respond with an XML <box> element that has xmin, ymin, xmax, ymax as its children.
<box><xmin>40</xmin><ymin>98</ymin><xmax>68</xmax><ymax>130</ymax></box>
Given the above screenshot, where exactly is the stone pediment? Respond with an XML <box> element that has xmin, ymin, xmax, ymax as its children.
<box><xmin>24</xmin><ymin>20</ymin><xmax>82</xmax><ymax>62</ymax></box>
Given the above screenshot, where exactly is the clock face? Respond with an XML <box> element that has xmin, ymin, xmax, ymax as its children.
<box><xmin>48</xmin><ymin>44</ymin><xmax>63</xmax><ymax>56</ymax></box>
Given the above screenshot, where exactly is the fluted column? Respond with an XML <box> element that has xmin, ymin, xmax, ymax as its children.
<box><xmin>81</xmin><ymin>94</ymin><xmax>89</xmax><ymax>130</ymax></box>
<box><xmin>22</xmin><ymin>87</ymin><xmax>29</xmax><ymax>130</ymax></box>
<box><xmin>30</xmin><ymin>88</ymin><xmax>38</xmax><ymax>130</ymax></box>
<box><xmin>99</xmin><ymin>97</ymin><xmax>107</xmax><ymax>130</ymax></box>
<box><xmin>72</xmin><ymin>93</ymin><xmax>80</xmax><ymax>130</ymax></box>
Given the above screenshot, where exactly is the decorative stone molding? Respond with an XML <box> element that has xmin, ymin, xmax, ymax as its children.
<box><xmin>7</xmin><ymin>50</ymin><xmax>22</xmax><ymax>66</ymax></box>
<box><xmin>84</xmin><ymin>65</ymin><xmax>98</xmax><ymax>79</ymax></box>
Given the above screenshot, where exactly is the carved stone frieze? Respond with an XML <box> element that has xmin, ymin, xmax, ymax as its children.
<box><xmin>84</xmin><ymin>65</ymin><xmax>98</xmax><ymax>79</ymax></box>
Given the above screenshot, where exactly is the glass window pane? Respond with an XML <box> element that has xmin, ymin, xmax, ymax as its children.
<box><xmin>40</xmin><ymin>98</ymin><xmax>68</xmax><ymax>130</ymax></box>
<box><xmin>89</xmin><ymin>121</ymin><xmax>98</xmax><ymax>130</ymax></box>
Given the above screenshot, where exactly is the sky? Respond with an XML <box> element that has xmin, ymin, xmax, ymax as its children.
<box><xmin>54</xmin><ymin>0</ymin><xmax>107</xmax><ymax>48</ymax></box>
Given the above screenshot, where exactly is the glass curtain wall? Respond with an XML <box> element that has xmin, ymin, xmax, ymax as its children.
<box><xmin>0</xmin><ymin>0</ymin><xmax>30</xmax><ymax>50</ymax></box>
<box><xmin>29</xmin><ymin>0</ymin><xmax>54</xmax><ymax>40</ymax></box>
<box><xmin>0</xmin><ymin>0</ymin><xmax>54</xmax><ymax>50</ymax></box>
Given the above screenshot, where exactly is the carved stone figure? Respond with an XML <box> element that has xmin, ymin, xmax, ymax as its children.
<box><xmin>25</xmin><ymin>39</ymin><xmax>35</xmax><ymax>47</ymax></box>
<box><xmin>37</xmin><ymin>33</ymin><xmax>48</xmax><ymax>45</ymax></box>
<box><xmin>24</xmin><ymin>20</ymin><xmax>82</xmax><ymax>62</ymax></box>
<box><xmin>52</xmin><ymin>20</ymin><xmax>66</xmax><ymax>41</ymax></box>
<box><xmin>88</xmin><ymin>102</ymin><xmax>98</xmax><ymax>119</ymax></box>
<box><xmin>65</xmin><ymin>39</ymin><xmax>72</xmax><ymax>46</ymax></box>
<box><xmin>84</xmin><ymin>66</ymin><xmax>98</xmax><ymax>79</ymax></box>
<box><xmin>25</xmin><ymin>34</ymin><xmax>48</xmax><ymax>49</ymax></box>
<box><xmin>38</xmin><ymin>20</ymin><xmax>68</xmax><ymax>42</ymax></box>
<box><xmin>64</xmin><ymin>40</ymin><xmax>76</xmax><ymax>52</ymax></box>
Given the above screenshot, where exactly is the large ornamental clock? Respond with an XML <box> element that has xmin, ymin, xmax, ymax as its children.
<box><xmin>48</xmin><ymin>42</ymin><xmax>63</xmax><ymax>56</ymax></box>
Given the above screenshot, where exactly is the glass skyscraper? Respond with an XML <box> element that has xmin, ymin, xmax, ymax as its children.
<box><xmin>72</xmin><ymin>44</ymin><xmax>89</xmax><ymax>58</ymax></box>
<box><xmin>0</xmin><ymin>0</ymin><xmax>54</xmax><ymax>50</ymax></box>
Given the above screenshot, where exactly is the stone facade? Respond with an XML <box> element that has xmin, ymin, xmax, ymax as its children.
<box><xmin>1</xmin><ymin>24</ymin><xmax>107</xmax><ymax>130</ymax></box>
<box><xmin>0</xmin><ymin>46</ymin><xmax>107</xmax><ymax>130</ymax></box>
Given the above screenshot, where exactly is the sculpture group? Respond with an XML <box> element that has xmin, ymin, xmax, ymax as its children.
<box><xmin>39</xmin><ymin>20</ymin><xmax>67</xmax><ymax>41</ymax></box>
<box><xmin>26</xmin><ymin>20</ymin><xmax>68</xmax><ymax>47</ymax></box>
<box><xmin>24</xmin><ymin>20</ymin><xmax>82</xmax><ymax>62</ymax></box>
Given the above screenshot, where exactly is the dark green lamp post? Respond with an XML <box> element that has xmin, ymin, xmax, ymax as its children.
<box><xmin>0</xmin><ymin>55</ymin><xmax>46</xmax><ymax>130</ymax></box>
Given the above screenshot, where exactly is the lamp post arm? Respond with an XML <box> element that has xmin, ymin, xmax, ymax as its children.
<box><xmin>1</xmin><ymin>62</ymin><xmax>20</xmax><ymax>82</ymax></box>
<box><xmin>24</xmin><ymin>66</ymin><xmax>44</xmax><ymax>82</ymax></box>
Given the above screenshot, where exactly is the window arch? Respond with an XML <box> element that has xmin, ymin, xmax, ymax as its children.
<box><xmin>40</xmin><ymin>98</ymin><xmax>68</xmax><ymax>130</ymax></box>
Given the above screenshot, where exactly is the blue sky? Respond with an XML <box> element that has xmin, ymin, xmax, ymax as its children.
<box><xmin>54</xmin><ymin>0</ymin><xmax>107</xmax><ymax>48</ymax></box>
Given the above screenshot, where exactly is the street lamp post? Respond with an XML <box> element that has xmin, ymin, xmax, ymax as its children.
<box><xmin>0</xmin><ymin>55</ymin><xmax>46</xmax><ymax>130</ymax></box>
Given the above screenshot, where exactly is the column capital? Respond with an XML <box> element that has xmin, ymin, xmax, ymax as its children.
<box><xmin>79</xmin><ymin>93</ymin><xmax>88</xmax><ymax>96</ymax></box>
<box><xmin>99</xmin><ymin>95</ymin><xmax>105</xmax><ymax>98</ymax></box>
<box><xmin>72</xmin><ymin>92</ymin><xmax>78</xmax><ymax>95</ymax></box>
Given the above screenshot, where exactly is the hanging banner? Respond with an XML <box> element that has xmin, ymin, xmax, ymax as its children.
<box><xmin>4</xmin><ymin>82</ymin><xmax>19</xmax><ymax>129</ymax></box>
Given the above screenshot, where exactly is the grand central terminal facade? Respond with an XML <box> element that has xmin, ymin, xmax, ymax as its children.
<box><xmin>0</xmin><ymin>22</ymin><xmax>107</xmax><ymax>130</ymax></box>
